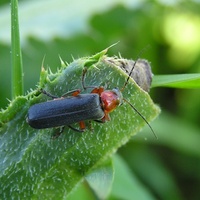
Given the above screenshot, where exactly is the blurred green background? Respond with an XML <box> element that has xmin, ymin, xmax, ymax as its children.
<box><xmin>1</xmin><ymin>0</ymin><xmax>200</xmax><ymax>199</ymax></box>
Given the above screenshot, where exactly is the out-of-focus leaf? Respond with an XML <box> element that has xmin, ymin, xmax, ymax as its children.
<box><xmin>109</xmin><ymin>154</ymin><xmax>156</xmax><ymax>200</ymax></box>
<box><xmin>67</xmin><ymin>181</ymin><xmax>95</xmax><ymax>200</ymax></box>
<box><xmin>0</xmin><ymin>0</ymin><xmax>137</xmax><ymax>44</ymax></box>
<box><xmin>68</xmin><ymin>159</ymin><xmax>113</xmax><ymax>200</ymax></box>
<box><xmin>137</xmin><ymin>111</ymin><xmax>200</xmax><ymax>157</ymax></box>
<box><xmin>85</xmin><ymin>159</ymin><xmax>113</xmax><ymax>199</ymax></box>
<box><xmin>119</xmin><ymin>143</ymin><xmax>184</xmax><ymax>200</ymax></box>
<box><xmin>152</xmin><ymin>74</ymin><xmax>200</xmax><ymax>89</ymax></box>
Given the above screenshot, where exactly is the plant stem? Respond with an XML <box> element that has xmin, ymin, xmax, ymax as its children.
<box><xmin>11</xmin><ymin>0</ymin><xmax>23</xmax><ymax>98</ymax></box>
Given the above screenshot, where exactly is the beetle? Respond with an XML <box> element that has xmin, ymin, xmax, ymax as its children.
<box><xmin>28</xmin><ymin>93</ymin><xmax>105</xmax><ymax>130</ymax></box>
<box><xmin>27</xmin><ymin>58</ymin><xmax>156</xmax><ymax>138</ymax></box>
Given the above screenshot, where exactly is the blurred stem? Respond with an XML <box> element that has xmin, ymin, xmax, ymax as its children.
<box><xmin>11</xmin><ymin>0</ymin><xmax>23</xmax><ymax>98</ymax></box>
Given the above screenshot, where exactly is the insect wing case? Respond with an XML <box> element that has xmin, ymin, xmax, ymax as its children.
<box><xmin>28</xmin><ymin>94</ymin><xmax>104</xmax><ymax>129</ymax></box>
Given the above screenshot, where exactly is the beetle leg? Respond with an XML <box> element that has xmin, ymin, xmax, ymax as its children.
<box><xmin>91</xmin><ymin>86</ymin><xmax>104</xmax><ymax>95</ymax></box>
<box><xmin>103</xmin><ymin>113</ymin><xmax>111</xmax><ymax>121</ymax></box>
<box><xmin>88</xmin><ymin>120</ymin><xmax>94</xmax><ymax>132</ymax></box>
<box><xmin>101</xmin><ymin>113</ymin><xmax>111</xmax><ymax>122</ymax></box>
<box><xmin>81</xmin><ymin>68</ymin><xmax>102</xmax><ymax>91</ymax></box>
<box><xmin>51</xmin><ymin>126</ymin><xmax>65</xmax><ymax>139</ymax></box>
<box><xmin>40</xmin><ymin>89</ymin><xmax>59</xmax><ymax>99</ymax></box>
<box><xmin>94</xmin><ymin>113</ymin><xmax>111</xmax><ymax>123</ymax></box>
<box><xmin>68</xmin><ymin>125</ymin><xmax>84</xmax><ymax>132</ymax></box>
<box><xmin>82</xmin><ymin>67</ymin><xmax>87</xmax><ymax>90</ymax></box>
<box><xmin>94</xmin><ymin>119</ymin><xmax>105</xmax><ymax>123</ymax></box>
<box><xmin>61</xmin><ymin>89</ymin><xmax>81</xmax><ymax>98</ymax></box>
<box><xmin>79</xmin><ymin>121</ymin><xmax>86</xmax><ymax>130</ymax></box>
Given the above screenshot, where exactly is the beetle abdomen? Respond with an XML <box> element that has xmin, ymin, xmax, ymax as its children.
<box><xmin>27</xmin><ymin>94</ymin><xmax>104</xmax><ymax>129</ymax></box>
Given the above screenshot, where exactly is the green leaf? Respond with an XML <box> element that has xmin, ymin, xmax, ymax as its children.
<box><xmin>110</xmin><ymin>154</ymin><xmax>156</xmax><ymax>200</ymax></box>
<box><xmin>152</xmin><ymin>74</ymin><xmax>200</xmax><ymax>89</ymax></box>
<box><xmin>11</xmin><ymin>0</ymin><xmax>23</xmax><ymax>98</ymax></box>
<box><xmin>118</xmin><ymin>143</ymin><xmax>183</xmax><ymax>200</ymax></box>
<box><xmin>0</xmin><ymin>50</ymin><xmax>160</xmax><ymax>199</ymax></box>
<box><xmin>68</xmin><ymin>159</ymin><xmax>113</xmax><ymax>200</ymax></box>
<box><xmin>85</xmin><ymin>159</ymin><xmax>113</xmax><ymax>200</ymax></box>
<box><xmin>66</xmin><ymin>181</ymin><xmax>96</xmax><ymax>200</ymax></box>
<box><xmin>138</xmin><ymin>111</ymin><xmax>200</xmax><ymax>157</ymax></box>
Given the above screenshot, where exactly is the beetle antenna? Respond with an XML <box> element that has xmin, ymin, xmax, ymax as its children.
<box><xmin>82</xmin><ymin>67</ymin><xmax>89</xmax><ymax>90</ymax></box>
<box><xmin>121</xmin><ymin>59</ymin><xmax>137</xmax><ymax>92</ymax></box>
<box><xmin>123</xmin><ymin>98</ymin><xmax>157</xmax><ymax>139</ymax></box>
<box><xmin>121</xmin><ymin>45</ymin><xmax>151</xmax><ymax>92</ymax></box>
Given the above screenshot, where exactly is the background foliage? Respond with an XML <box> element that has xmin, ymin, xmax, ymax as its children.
<box><xmin>0</xmin><ymin>0</ymin><xmax>200</xmax><ymax>199</ymax></box>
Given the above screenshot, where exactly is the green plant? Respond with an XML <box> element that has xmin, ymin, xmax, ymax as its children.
<box><xmin>1</xmin><ymin>1</ymin><xmax>200</xmax><ymax>199</ymax></box>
